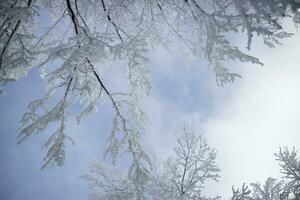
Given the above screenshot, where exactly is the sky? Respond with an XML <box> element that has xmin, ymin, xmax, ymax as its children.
<box><xmin>0</xmin><ymin>23</ymin><xmax>300</xmax><ymax>200</ymax></box>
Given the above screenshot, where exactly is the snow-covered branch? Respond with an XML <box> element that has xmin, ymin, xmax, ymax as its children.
<box><xmin>0</xmin><ymin>0</ymin><xmax>299</xmax><ymax>168</ymax></box>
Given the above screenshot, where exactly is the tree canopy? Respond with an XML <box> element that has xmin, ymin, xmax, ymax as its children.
<box><xmin>1</xmin><ymin>0</ymin><xmax>300</xmax><ymax>170</ymax></box>
<box><xmin>83</xmin><ymin>128</ymin><xmax>300</xmax><ymax>200</ymax></box>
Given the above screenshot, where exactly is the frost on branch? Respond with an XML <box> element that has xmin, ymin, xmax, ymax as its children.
<box><xmin>231</xmin><ymin>148</ymin><xmax>300</xmax><ymax>200</ymax></box>
<box><xmin>1</xmin><ymin>0</ymin><xmax>300</xmax><ymax>168</ymax></box>
<box><xmin>231</xmin><ymin>178</ymin><xmax>285</xmax><ymax>200</ymax></box>
<box><xmin>82</xmin><ymin>160</ymin><xmax>136</xmax><ymax>200</ymax></box>
<box><xmin>17</xmin><ymin>0</ymin><xmax>153</xmax><ymax>169</ymax></box>
<box><xmin>83</xmin><ymin>127</ymin><xmax>220</xmax><ymax>200</ymax></box>
<box><xmin>275</xmin><ymin>147</ymin><xmax>300</xmax><ymax>199</ymax></box>
<box><xmin>251</xmin><ymin>178</ymin><xmax>286</xmax><ymax>200</ymax></box>
<box><xmin>82</xmin><ymin>153</ymin><xmax>152</xmax><ymax>199</ymax></box>
<box><xmin>0</xmin><ymin>0</ymin><xmax>38</xmax><ymax>84</ymax></box>
<box><xmin>231</xmin><ymin>184</ymin><xmax>252</xmax><ymax>200</ymax></box>
<box><xmin>19</xmin><ymin>70</ymin><xmax>76</xmax><ymax>169</ymax></box>
<box><xmin>151</xmin><ymin>126</ymin><xmax>220</xmax><ymax>200</ymax></box>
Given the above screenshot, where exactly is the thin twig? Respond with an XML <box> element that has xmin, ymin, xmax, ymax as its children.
<box><xmin>0</xmin><ymin>0</ymin><xmax>32</xmax><ymax>69</ymax></box>
<box><xmin>101</xmin><ymin>0</ymin><xmax>124</xmax><ymax>42</ymax></box>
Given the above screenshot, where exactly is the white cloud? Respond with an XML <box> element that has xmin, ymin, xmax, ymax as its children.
<box><xmin>144</xmin><ymin>24</ymin><xmax>300</xmax><ymax>198</ymax></box>
<box><xmin>202</xmin><ymin>29</ymin><xmax>300</xmax><ymax>198</ymax></box>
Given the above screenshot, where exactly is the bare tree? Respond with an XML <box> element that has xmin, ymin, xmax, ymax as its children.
<box><xmin>83</xmin><ymin>127</ymin><xmax>220</xmax><ymax>200</ymax></box>
<box><xmin>152</xmin><ymin>126</ymin><xmax>220</xmax><ymax>200</ymax></box>
<box><xmin>1</xmin><ymin>0</ymin><xmax>300</xmax><ymax>168</ymax></box>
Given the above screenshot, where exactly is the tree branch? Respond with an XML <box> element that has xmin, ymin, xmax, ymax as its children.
<box><xmin>0</xmin><ymin>0</ymin><xmax>32</xmax><ymax>70</ymax></box>
<box><xmin>101</xmin><ymin>0</ymin><xmax>124</xmax><ymax>42</ymax></box>
<box><xmin>65</xmin><ymin>0</ymin><xmax>79</xmax><ymax>35</ymax></box>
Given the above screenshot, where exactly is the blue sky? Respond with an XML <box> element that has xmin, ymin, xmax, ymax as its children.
<box><xmin>0</xmin><ymin>45</ymin><xmax>222</xmax><ymax>200</ymax></box>
<box><xmin>1</xmin><ymin>23</ymin><xmax>300</xmax><ymax>200</ymax></box>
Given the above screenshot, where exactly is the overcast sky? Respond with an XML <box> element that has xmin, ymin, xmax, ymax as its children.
<box><xmin>0</xmin><ymin>23</ymin><xmax>300</xmax><ymax>199</ymax></box>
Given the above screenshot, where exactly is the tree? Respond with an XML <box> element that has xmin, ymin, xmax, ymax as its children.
<box><xmin>1</xmin><ymin>0</ymin><xmax>300</xmax><ymax>168</ymax></box>
<box><xmin>231</xmin><ymin>147</ymin><xmax>300</xmax><ymax>200</ymax></box>
<box><xmin>83</xmin><ymin>127</ymin><xmax>220</xmax><ymax>200</ymax></box>
<box><xmin>231</xmin><ymin>178</ymin><xmax>288</xmax><ymax>200</ymax></box>
<box><xmin>83</xmin><ymin>128</ymin><xmax>300</xmax><ymax>200</ymax></box>
<box><xmin>151</xmin><ymin>127</ymin><xmax>220</xmax><ymax>200</ymax></box>
<box><xmin>275</xmin><ymin>147</ymin><xmax>300</xmax><ymax>199</ymax></box>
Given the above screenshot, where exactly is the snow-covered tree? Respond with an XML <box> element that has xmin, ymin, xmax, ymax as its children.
<box><xmin>232</xmin><ymin>178</ymin><xmax>288</xmax><ymax>200</ymax></box>
<box><xmin>231</xmin><ymin>147</ymin><xmax>300</xmax><ymax>200</ymax></box>
<box><xmin>1</xmin><ymin>0</ymin><xmax>300</xmax><ymax>168</ymax></box>
<box><xmin>150</xmin><ymin>127</ymin><xmax>220</xmax><ymax>200</ymax></box>
<box><xmin>82</xmin><ymin>160</ymin><xmax>146</xmax><ymax>200</ymax></box>
<box><xmin>83</xmin><ymin>127</ymin><xmax>220</xmax><ymax>200</ymax></box>
<box><xmin>275</xmin><ymin>147</ymin><xmax>300</xmax><ymax>200</ymax></box>
<box><xmin>231</xmin><ymin>183</ymin><xmax>252</xmax><ymax>200</ymax></box>
<box><xmin>251</xmin><ymin>178</ymin><xmax>286</xmax><ymax>200</ymax></box>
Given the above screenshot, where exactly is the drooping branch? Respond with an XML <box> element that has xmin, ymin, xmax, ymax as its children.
<box><xmin>63</xmin><ymin>0</ymin><xmax>144</xmax><ymax>166</ymax></box>
<box><xmin>0</xmin><ymin>0</ymin><xmax>33</xmax><ymax>70</ymax></box>
<box><xmin>85</xmin><ymin>57</ymin><xmax>128</xmax><ymax>128</ymax></box>
<box><xmin>40</xmin><ymin>69</ymin><xmax>76</xmax><ymax>169</ymax></box>
<box><xmin>13</xmin><ymin>0</ymin><xmax>300</xmax><ymax>173</ymax></box>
